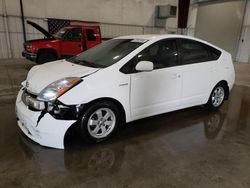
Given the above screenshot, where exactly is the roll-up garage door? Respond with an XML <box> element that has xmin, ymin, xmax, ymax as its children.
<box><xmin>195</xmin><ymin>0</ymin><xmax>244</xmax><ymax>59</ymax></box>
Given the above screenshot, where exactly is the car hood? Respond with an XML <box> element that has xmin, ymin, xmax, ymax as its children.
<box><xmin>25</xmin><ymin>60</ymin><xmax>99</xmax><ymax>94</ymax></box>
<box><xmin>27</xmin><ymin>20</ymin><xmax>54</xmax><ymax>39</ymax></box>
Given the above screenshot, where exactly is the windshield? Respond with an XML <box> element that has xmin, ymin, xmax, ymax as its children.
<box><xmin>67</xmin><ymin>39</ymin><xmax>146</xmax><ymax>68</ymax></box>
<box><xmin>53</xmin><ymin>28</ymin><xmax>68</xmax><ymax>39</ymax></box>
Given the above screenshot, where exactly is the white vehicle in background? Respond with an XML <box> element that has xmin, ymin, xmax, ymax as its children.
<box><xmin>16</xmin><ymin>34</ymin><xmax>235</xmax><ymax>149</ymax></box>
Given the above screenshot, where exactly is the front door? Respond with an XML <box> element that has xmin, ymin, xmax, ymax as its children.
<box><xmin>61</xmin><ymin>28</ymin><xmax>82</xmax><ymax>57</ymax></box>
<box><xmin>84</xmin><ymin>27</ymin><xmax>101</xmax><ymax>49</ymax></box>
<box><xmin>130</xmin><ymin>39</ymin><xmax>182</xmax><ymax>119</ymax></box>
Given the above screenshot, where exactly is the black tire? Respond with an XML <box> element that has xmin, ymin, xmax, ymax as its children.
<box><xmin>80</xmin><ymin>101</ymin><xmax>121</xmax><ymax>143</ymax></box>
<box><xmin>37</xmin><ymin>52</ymin><xmax>57</xmax><ymax>64</ymax></box>
<box><xmin>206</xmin><ymin>83</ymin><xmax>227</xmax><ymax>111</ymax></box>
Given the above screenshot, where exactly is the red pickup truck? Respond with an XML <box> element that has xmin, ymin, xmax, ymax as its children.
<box><xmin>22</xmin><ymin>20</ymin><xmax>102</xmax><ymax>64</ymax></box>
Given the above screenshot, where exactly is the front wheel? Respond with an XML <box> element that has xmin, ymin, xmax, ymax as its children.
<box><xmin>80</xmin><ymin>101</ymin><xmax>121</xmax><ymax>143</ymax></box>
<box><xmin>37</xmin><ymin>52</ymin><xmax>57</xmax><ymax>64</ymax></box>
<box><xmin>206</xmin><ymin>84</ymin><xmax>226</xmax><ymax>111</ymax></box>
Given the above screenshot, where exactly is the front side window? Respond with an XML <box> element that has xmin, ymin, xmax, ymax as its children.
<box><xmin>180</xmin><ymin>39</ymin><xmax>209</xmax><ymax>64</ymax></box>
<box><xmin>121</xmin><ymin>39</ymin><xmax>179</xmax><ymax>73</ymax></box>
<box><xmin>63</xmin><ymin>28</ymin><xmax>82</xmax><ymax>42</ymax></box>
<box><xmin>67</xmin><ymin>39</ymin><xmax>145</xmax><ymax>68</ymax></box>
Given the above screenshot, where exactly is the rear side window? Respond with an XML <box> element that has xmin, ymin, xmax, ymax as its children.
<box><xmin>86</xmin><ymin>29</ymin><xmax>96</xmax><ymax>41</ymax></box>
<box><xmin>180</xmin><ymin>39</ymin><xmax>221</xmax><ymax>65</ymax></box>
<box><xmin>208</xmin><ymin>46</ymin><xmax>221</xmax><ymax>60</ymax></box>
<box><xmin>181</xmin><ymin>39</ymin><xmax>209</xmax><ymax>64</ymax></box>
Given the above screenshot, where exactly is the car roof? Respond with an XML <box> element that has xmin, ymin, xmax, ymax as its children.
<box><xmin>115</xmin><ymin>34</ymin><xmax>223</xmax><ymax>51</ymax></box>
<box><xmin>115</xmin><ymin>34</ymin><xmax>200</xmax><ymax>40</ymax></box>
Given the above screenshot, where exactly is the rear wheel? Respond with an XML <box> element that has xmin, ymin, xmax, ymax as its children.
<box><xmin>37</xmin><ymin>52</ymin><xmax>57</xmax><ymax>64</ymax></box>
<box><xmin>80</xmin><ymin>101</ymin><xmax>121</xmax><ymax>143</ymax></box>
<box><xmin>206</xmin><ymin>84</ymin><xmax>226</xmax><ymax>111</ymax></box>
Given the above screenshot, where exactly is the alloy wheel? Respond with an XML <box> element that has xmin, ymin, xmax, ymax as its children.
<box><xmin>87</xmin><ymin>108</ymin><xmax>116</xmax><ymax>139</ymax></box>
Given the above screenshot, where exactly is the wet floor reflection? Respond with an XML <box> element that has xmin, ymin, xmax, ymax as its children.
<box><xmin>1</xmin><ymin>85</ymin><xmax>250</xmax><ymax>187</ymax></box>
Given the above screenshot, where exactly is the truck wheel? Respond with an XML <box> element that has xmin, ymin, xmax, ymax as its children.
<box><xmin>37</xmin><ymin>52</ymin><xmax>57</xmax><ymax>64</ymax></box>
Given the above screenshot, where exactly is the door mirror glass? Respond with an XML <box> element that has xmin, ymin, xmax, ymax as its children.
<box><xmin>135</xmin><ymin>61</ymin><xmax>153</xmax><ymax>72</ymax></box>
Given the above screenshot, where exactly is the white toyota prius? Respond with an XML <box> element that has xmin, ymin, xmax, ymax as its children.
<box><xmin>16</xmin><ymin>35</ymin><xmax>235</xmax><ymax>149</ymax></box>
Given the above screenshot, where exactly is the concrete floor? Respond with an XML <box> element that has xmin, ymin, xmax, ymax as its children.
<box><xmin>0</xmin><ymin>59</ymin><xmax>250</xmax><ymax>187</ymax></box>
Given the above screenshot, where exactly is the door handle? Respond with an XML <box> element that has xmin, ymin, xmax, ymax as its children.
<box><xmin>77</xmin><ymin>44</ymin><xmax>81</xmax><ymax>47</ymax></box>
<box><xmin>172</xmin><ymin>73</ymin><xmax>181</xmax><ymax>79</ymax></box>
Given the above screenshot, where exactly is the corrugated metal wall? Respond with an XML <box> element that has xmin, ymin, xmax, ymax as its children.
<box><xmin>0</xmin><ymin>15</ymin><xmax>167</xmax><ymax>59</ymax></box>
<box><xmin>101</xmin><ymin>23</ymin><xmax>143</xmax><ymax>38</ymax></box>
<box><xmin>8</xmin><ymin>16</ymin><xmax>46</xmax><ymax>58</ymax></box>
<box><xmin>0</xmin><ymin>16</ymin><xmax>8</xmax><ymax>58</ymax></box>
<box><xmin>100</xmin><ymin>23</ymin><xmax>165</xmax><ymax>38</ymax></box>
<box><xmin>0</xmin><ymin>15</ymin><xmax>46</xmax><ymax>59</ymax></box>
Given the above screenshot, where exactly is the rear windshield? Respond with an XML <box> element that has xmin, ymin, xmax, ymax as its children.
<box><xmin>68</xmin><ymin>39</ymin><xmax>146</xmax><ymax>68</ymax></box>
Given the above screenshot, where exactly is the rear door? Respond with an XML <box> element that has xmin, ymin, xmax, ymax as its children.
<box><xmin>83</xmin><ymin>27</ymin><xmax>101</xmax><ymax>49</ymax></box>
<box><xmin>179</xmin><ymin>38</ymin><xmax>217</xmax><ymax>108</ymax></box>
<box><xmin>60</xmin><ymin>27</ymin><xmax>83</xmax><ymax>57</ymax></box>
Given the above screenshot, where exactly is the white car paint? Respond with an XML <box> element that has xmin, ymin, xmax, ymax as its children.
<box><xmin>130</xmin><ymin>65</ymin><xmax>182</xmax><ymax>118</ymax></box>
<box><xmin>15</xmin><ymin>34</ymin><xmax>235</xmax><ymax>149</ymax></box>
<box><xmin>26</xmin><ymin>60</ymin><xmax>99</xmax><ymax>94</ymax></box>
<box><xmin>16</xmin><ymin>89</ymin><xmax>76</xmax><ymax>149</ymax></box>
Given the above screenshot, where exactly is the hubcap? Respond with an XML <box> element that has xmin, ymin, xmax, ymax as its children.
<box><xmin>87</xmin><ymin>108</ymin><xmax>116</xmax><ymax>139</ymax></box>
<box><xmin>211</xmin><ymin>86</ymin><xmax>225</xmax><ymax>107</ymax></box>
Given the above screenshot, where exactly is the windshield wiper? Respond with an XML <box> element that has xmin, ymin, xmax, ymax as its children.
<box><xmin>73</xmin><ymin>59</ymin><xmax>101</xmax><ymax>68</ymax></box>
<box><xmin>67</xmin><ymin>57</ymin><xmax>107</xmax><ymax>68</ymax></box>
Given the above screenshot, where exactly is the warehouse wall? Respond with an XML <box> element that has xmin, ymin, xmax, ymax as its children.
<box><xmin>0</xmin><ymin>0</ymin><xmax>178</xmax><ymax>59</ymax></box>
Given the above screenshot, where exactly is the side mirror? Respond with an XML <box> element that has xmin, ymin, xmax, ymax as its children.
<box><xmin>135</xmin><ymin>61</ymin><xmax>153</xmax><ymax>72</ymax></box>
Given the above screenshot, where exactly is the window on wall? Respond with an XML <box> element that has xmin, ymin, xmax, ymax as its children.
<box><xmin>180</xmin><ymin>39</ymin><xmax>210</xmax><ymax>64</ymax></box>
<box><xmin>121</xmin><ymin>39</ymin><xmax>179</xmax><ymax>73</ymax></box>
<box><xmin>64</xmin><ymin>28</ymin><xmax>82</xmax><ymax>42</ymax></box>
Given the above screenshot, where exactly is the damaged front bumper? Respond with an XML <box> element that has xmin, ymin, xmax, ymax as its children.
<box><xmin>15</xmin><ymin>88</ymin><xmax>76</xmax><ymax>149</ymax></box>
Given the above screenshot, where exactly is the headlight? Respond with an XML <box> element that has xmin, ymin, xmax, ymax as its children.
<box><xmin>37</xmin><ymin>77</ymin><xmax>82</xmax><ymax>101</ymax></box>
